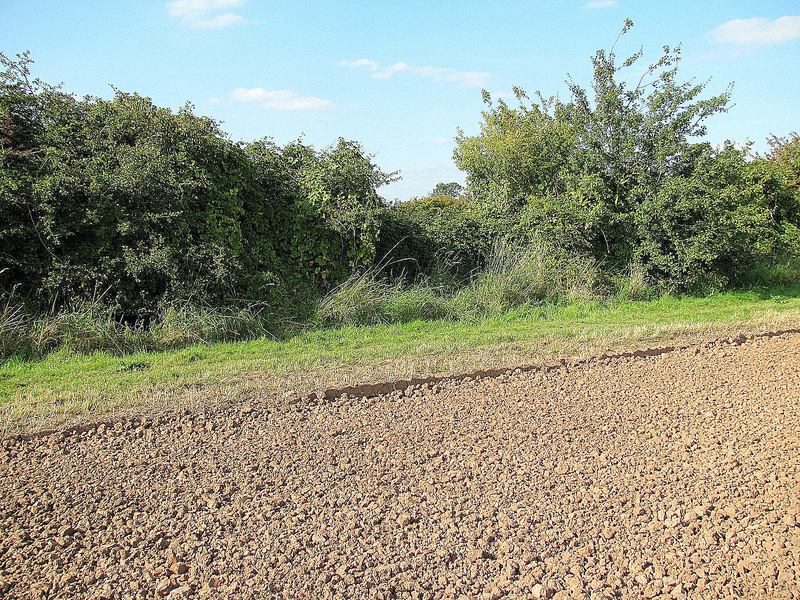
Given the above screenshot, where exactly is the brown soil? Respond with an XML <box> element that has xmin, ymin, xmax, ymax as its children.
<box><xmin>1</xmin><ymin>332</ymin><xmax>799</xmax><ymax>600</ymax></box>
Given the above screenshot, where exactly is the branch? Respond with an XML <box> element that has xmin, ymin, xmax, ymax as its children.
<box><xmin>610</xmin><ymin>18</ymin><xmax>634</xmax><ymax>56</ymax></box>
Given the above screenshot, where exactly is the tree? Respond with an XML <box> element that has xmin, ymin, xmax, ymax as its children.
<box><xmin>452</xmin><ymin>20</ymin><xmax>787</xmax><ymax>289</ymax></box>
<box><xmin>428</xmin><ymin>182</ymin><xmax>463</xmax><ymax>199</ymax></box>
<box><xmin>559</xmin><ymin>19</ymin><xmax>732</xmax><ymax>226</ymax></box>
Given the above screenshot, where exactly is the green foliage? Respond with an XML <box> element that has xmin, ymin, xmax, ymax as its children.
<box><xmin>0</xmin><ymin>51</ymin><xmax>60</xmax><ymax>301</ymax></box>
<box><xmin>632</xmin><ymin>142</ymin><xmax>782</xmax><ymax>289</ymax></box>
<box><xmin>4</xmin><ymin>37</ymin><xmax>800</xmax><ymax>357</ymax></box>
<box><xmin>454</xmin><ymin>92</ymin><xmax>574</xmax><ymax>237</ymax></box>
<box><xmin>766</xmin><ymin>133</ymin><xmax>800</xmax><ymax>198</ymax></box>
<box><xmin>1</xmin><ymin>51</ymin><xmax>397</xmax><ymax>318</ymax></box>
<box><xmin>452</xmin><ymin>20</ymin><xmax>800</xmax><ymax>290</ymax></box>
<box><xmin>377</xmin><ymin>194</ymin><xmax>488</xmax><ymax>284</ymax></box>
<box><xmin>762</xmin><ymin>133</ymin><xmax>800</xmax><ymax>235</ymax></box>
<box><xmin>1</xmin><ymin>53</ymin><xmax>267</xmax><ymax>315</ymax></box>
<box><xmin>750</xmin><ymin>133</ymin><xmax>800</xmax><ymax>284</ymax></box>
<box><xmin>246</xmin><ymin>137</ymin><xmax>398</xmax><ymax>292</ymax></box>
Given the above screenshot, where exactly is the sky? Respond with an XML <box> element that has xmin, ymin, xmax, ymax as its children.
<box><xmin>1</xmin><ymin>0</ymin><xmax>799</xmax><ymax>202</ymax></box>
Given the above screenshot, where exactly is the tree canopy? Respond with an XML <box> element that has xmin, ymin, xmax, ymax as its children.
<box><xmin>452</xmin><ymin>20</ymin><xmax>797</xmax><ymax>290</ymax></box>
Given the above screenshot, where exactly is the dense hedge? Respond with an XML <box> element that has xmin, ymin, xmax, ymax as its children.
<box><xmin>377</xmin><ymin>195</ymin><xmax>487</xmax><ymax>284</ymax></box>
<box><xmin>375</xmin><ymin>24</ymin><xmax>800</xmax><ymax>296</ymax></box>
<box><xmin>3</xmin><ymin>28</ymin><xmax>800</xmax><ymax>327</ymax></box>
<box><xmin>446</xmin><ymin>21</ymin><xmax>800</xmax><ymax>291</ymax></box>
<box><xmin>0</xmin><ymin>52</ymin><xmax>396</xmax><ymax>318</ymax></box>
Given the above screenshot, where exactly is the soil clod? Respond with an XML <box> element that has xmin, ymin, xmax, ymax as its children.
<box><xmin>1</xmin><ymin>332</ymin><xmax>799</xmax><ymax>598</ymax></box>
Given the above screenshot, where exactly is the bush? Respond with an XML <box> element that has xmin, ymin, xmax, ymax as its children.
<box><xmin>0</xmin><ymin>60</ymin><xmax>267</xmax><ymax>316</ymax></box>
<box><xmin>1</xmin><ymin>52</ymin><xmax>398</xmax><ymax>320</ymax></box>
<box><xmin>451</xmin><ymin>21</ymin><xmax>792</xmax><ymax>290</ymax></box>
<box><xmin>631</xmin><ymin>142</ymin><xmax>782</xmax><ymax>289</ymax></box>
<box><xmin>377</xmin><ymin>194</ymin><xmax>487</xmax><ymax>284</ymax></box>
<box><xmin>246</xmin><ymin>137</ymin><xmax>398</xmax><ymax>294</ymax></box>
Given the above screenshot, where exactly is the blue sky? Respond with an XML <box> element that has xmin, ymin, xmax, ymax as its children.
<box><xmin>2</xmin><ymin>0</ymin><xmax>799</xmax><ymax>201</ymax></box>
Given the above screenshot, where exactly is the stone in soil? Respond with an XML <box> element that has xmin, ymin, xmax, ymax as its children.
<box><xmin>1</xmin><ymin>332</ymin><xmax>799</xmax><ymax>599</ymax></box>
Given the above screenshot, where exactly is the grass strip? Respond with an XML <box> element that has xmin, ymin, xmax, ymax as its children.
<box><xmin>2</xmin><ymin>286</ymin><xmax>800</xmax><ymax>435</ymax></box>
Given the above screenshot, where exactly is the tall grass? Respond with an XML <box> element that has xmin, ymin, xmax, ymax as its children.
<box><xmin>10</xmin><ymin>237</ymin><xmax>791</xmax><ymax>361</ymax></box>
<box><xmin>611</xmin><ymin>263</ymin><xmax>657</xmax><ymax>302</ymax></box>
<box><xmin>315</xmin><ymin>240</ymin><xmax>606</xmax><ymax>327</ymax></box>
<box><xmin>0</xmin><ymin>298</ymin><xmax>272</xmax><ymax>360</ymax></box>
<box><xmin>314</xmin><ymin>267</ymin><xmax>450</xmax><ymax>327</ymax></box>
<box><xmin>450</xmin><ymin>239</ymin><xmax>600</xmax><ymax>318</ymax></box>
<box><xmin>0</xmin><ymin>298</ymin><xmax>28</xmax><ymax>358</ymax></box>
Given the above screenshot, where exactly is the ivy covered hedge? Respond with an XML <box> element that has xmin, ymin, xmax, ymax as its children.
<box><xmin>0</xmin><ymin>52</ymin><xmax>396</xmax><ymax>318</ymax></box>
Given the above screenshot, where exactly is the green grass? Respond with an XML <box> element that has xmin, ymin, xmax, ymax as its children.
<box><xmin>0</xmin><ymin>300</ymin><xmax>272</xmax><ymax>360</ymax></box>
<box><xmin>2</xmin><ymin>284</ymin><xmax>800</xmax><ymax>435</ymax></box>
<box><xmin>313</xmin><ymin>239</ymin><xmax>601</xmax><ymax>327</ymax></box>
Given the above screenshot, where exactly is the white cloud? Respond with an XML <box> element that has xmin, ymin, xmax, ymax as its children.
<box><xmin>585</xmin><ymin>1</ymin><xmax>618</xmax><ymax>8</ymax></box>
<box><xmin>444</xmin><ymin>70</ymin><xmax>493</xmax><ymax>87</ymax></box>
<box><xmin>414</xmin><ymin>65</ymin><xmax>451</xmax><ymax>79</ymax></box>
<box><xmin>712</xmin><ymin>15</ymin><xmax>800</xmax><ymax>46</ymax></box>
<box><xmin>431</xmin><ymin>138</ymin><xmax>449</xmax><ymax>145</ymax></box>
<box><xmin>231</xmin><ymin>87</ymin><xmax>333</xmax><ymax>110</ymax></box>
<box><xmin>342</xmin><ymin>58</ymin><xmax>493</xmax><ymax>87</ymax></box>
<box><xmin>373</xmin><ymin>62</ymin><xmax>412</xmax><ymax>80</ymax></box>
<box><xmin>339</xmin><ymin>58</ymin><xmax>379</xmax><ymax>70</ymax></box>
<box><xmin>167</xmin><ymin>0</ymin><xmax>246</xmax><ymax>28</ymax></box>
<box><xmin>193</xmin><ymin>13</ymin><xmax>245</xmax><ymax>28</ymax></box>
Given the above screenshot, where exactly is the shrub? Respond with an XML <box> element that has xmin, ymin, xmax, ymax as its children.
<box><xmin>1</xmin><ymin>52</ymin><xmax>398</xmax><ymax>319</ymax></box>
<box><xmin>451</xmin><ymin>21</ymin><xmax>779</xmax><ymax>290</ymax></box>
<box><xmin>0</xmin><ymin>60</ymin><xmax>267</xmax><ymax>316</ymax></box>
<box><xmin>246</xmin><ymin>137</ymin><xmax>398</xmax><ymax>294</ymax></box>
<box><xmin>377</xmin><ymin>194</ymin><xmax>487</xmax><ymax>284</ymax></box>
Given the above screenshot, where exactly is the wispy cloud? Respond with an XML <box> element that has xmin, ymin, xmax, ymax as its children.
<box><xmin>711</xmin><ymin>15</ymin><xmax>800</xmax><ymax>46</ymax></box>
<box><xmin>341</xmin><ymin>58</ymin><xmax>493</xmax><ymax>87</ymax></box>
<box><xmin>338</xmin><ymin>58</ymin><xmax>379</xmax><ymax>71</ymax></box>
<box><xmin>585</xmin><ymin>1</ymin><xmax>618</xmax><ymax>8</ymax></box>
<box><xmin>231</xmin><ymin>87</ymin><xmax>333</xmax><ymax>111</ymax></box>
<box><xmin>372</xmin><ymin>62</ymin><xmax>412</xmax><ymax>80</ymax></box>
<box><xmin>445</xmin><ymin>70</ymin><xmax>495</xmax><ymax>87</ymax></box>
<box><xmin>167</xmin><ymin>0</ymin><xmax>246</xmax><ymax>28</ymax></box>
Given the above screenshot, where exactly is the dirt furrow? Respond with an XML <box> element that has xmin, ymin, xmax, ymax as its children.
<box><xmin>1</xmin><ymin>332</ymin><xmax>799</xmax><ymax>599</ymax></box>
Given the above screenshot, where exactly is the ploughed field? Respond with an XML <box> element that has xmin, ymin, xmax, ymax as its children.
<box><xmin>1</xmin><ymin>333</ymin><xmax>799</xmax><ymax>600</ymax></box>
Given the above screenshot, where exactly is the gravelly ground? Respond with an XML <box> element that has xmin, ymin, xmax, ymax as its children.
<box><xmin>1</xmin><ymin>332</ymin><xmax>799</xmax><ymax>600</ymax></box>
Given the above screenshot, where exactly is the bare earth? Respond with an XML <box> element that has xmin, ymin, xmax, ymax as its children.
<box><xmin>1</xmin><ymin>332</ymin><xmax>799</xmax><ymax>600</ymax></box>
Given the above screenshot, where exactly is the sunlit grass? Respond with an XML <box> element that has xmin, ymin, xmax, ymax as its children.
<box><xmin>2</xmin><ymin>285</ymin><xmax>799</xmax><ymax>435</ymax></box>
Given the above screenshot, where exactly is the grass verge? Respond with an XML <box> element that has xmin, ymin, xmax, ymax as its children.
<box><xmin>2</xmin><ymin>285</ymin><xmax>800</xmax><ymax>435</ymax></box>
